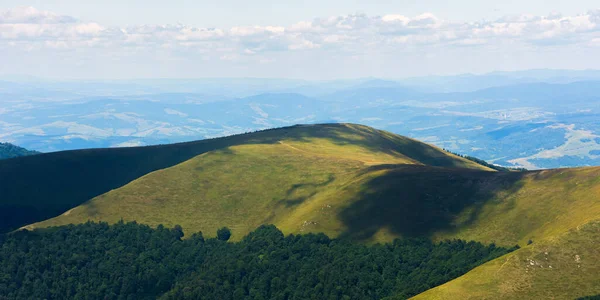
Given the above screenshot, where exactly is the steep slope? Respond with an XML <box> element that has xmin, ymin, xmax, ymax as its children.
<box><xmin>408</xmin><ymin>168</ymin><xmax>600</xmax><ymax>299</ymax></box>
<box><xmin>412</xmin><ymin>220</ymin><xmax>600</xmax><ymax>300</ymax></box>
<box><xmin>407</xmin><ymin>167</ymin><xmax>600</xmax><ymax>299</ymax></box>
<box><xmin>30</xmin><ymin>161</ymin><xmax>600</xmax><ymax>245</ymax></box>
<box><xmin>0</xmin><ymin>142</ymin><xmax>39</xmax><ymax>160</ymax></box>
<box><xmin>28</xmin><ymin>128</ymin><xmax>600</xmax><ymax>244</ymax></box>
<box><xmin>1</xmin><ymin>123</ymin><xmax>484</xmax><ymax>233</ymax></box>
<box><xmin>0</xmin><ymin>131</ymin><xmax>257</xmax><ymax>233</ymax></box>
<box><xmin>12</xmin><ymin>123</ymin><xmax>600</xmax><ymax>298</ymax></box>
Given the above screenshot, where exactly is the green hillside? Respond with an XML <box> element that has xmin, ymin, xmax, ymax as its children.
<box><xmin>25</xmin><ymin>125</ymin><xmax>600</xmax><ymax>245</ymax></box>
<box><xmin>408</xmin><ymin>167</ymin><xmax>600</xmax><ymax>299</ymax></box>
<box><xmin>407</xmin><ymin>168</ymin><xmax>600</xmax><ymax>299</ymax></box>
<box><xmin>30</xmin><ymin>148</ymin><xmax>600</xmax><ymax>246</ymax></box>
<box><xmin>0</xmin><ymin>142</ymin><xmax>39</xmax><ymax>160</ymax></box>
<box><xmin>411</xmin><ymin>220</ymin><xmax>600</xmax><ymax>300</ymax></box>
<box><xmin>12</xmin><ymin>123</ymin><xmax>600</xmax><ymax>298</ymax></box>
<box><xmin>1</xmin><ymin>124</ymin><xmax>484</xmax><ymax>233</ymax></box>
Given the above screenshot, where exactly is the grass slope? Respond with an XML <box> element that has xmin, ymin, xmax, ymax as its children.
<box><xmin>411</xmin><ymin>220</ymin><xmax>600</xmax><ymax>300</ymax></box>
<box><xmin>14</xmin><ymin>123</ymin><xmax>600</xmax><ymax>298</ymax></box>
<box><xmin>409</xmin><ymin>167</ymin><xmax>600</xmax><ymax>299</ymax></box>
<box><xmin>29</xmin><ymin>127</ymin><xmax>600</xmax><ymax>245</ymax></box>
<box><xmin>1</xmin><ymin>123</ymin><xmax>483</xmax><ymax>233</ymax></box>
<box><xmin>27</xmin><ymin>124</ymin><xmax>489</xmax><ymax>238</ymax></box>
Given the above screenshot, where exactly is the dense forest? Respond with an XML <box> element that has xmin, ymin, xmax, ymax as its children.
<box><xmin>0</xmin><ymin>143</ymin><xmax>39</xmax><ymax>160</ymax></box>
<box><xmin>0</xmin><ymin>222</ymin><xmax>517</xmax><ymax>299</ymax></box>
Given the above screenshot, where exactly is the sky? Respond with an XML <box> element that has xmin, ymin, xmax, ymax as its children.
<box><xmin>1</xmin><ymin>1</ymin><xmax>600</xmax><ymax>79</ymax></box>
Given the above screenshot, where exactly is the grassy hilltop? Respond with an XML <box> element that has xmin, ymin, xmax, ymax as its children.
<box><xmin>1</xmin><ymin>123</ymin><xmax>483</xmax><ymax>233</ymax></box>
<box><xmin>7</xmin><ymin>123</ymin><xmax>600</xmax><ymax>298</ymax></box>
<box><xmin>26</xmin><ymin>123</ymin><xmax>490</xmax><ymax>239</ymax></box>
<box><xmin>27</xmin><ymin>125</ymin><xmax>600</xmax><ymax>245</ymax></box>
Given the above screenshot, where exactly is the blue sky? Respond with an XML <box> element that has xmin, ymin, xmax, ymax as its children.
<box><xmin>1</xmin><ymin>1</ymin><xmax>600</xmax><ymax>79</ymax></box>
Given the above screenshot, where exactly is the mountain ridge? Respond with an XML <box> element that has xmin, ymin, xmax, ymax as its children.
<box><xmin>25</xmin><ymin>124</ymin><xmax>600</xmax><ymax>246</ymax></box>
<box><xmin>0</xmin><ymin>123</ymin><xmax>486</xmax><ymax>234</ymax></box>
<box><xmin>0</xmin><ymin>142</ymin><xmax>40</xmax><ymax>160</ymax></box>
<box><xmin>5</xmin><ymin>123</ymin><xmax>600</xmax><ymax>299</ymax></box>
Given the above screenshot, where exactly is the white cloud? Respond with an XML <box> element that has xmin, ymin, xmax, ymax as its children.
<box><xmin>2</xmin><ymin>6</ymin><xmax>599</xmax><ymax>52</ymax></box>
<box><xmin>288</xmin><ymin>39</ymin><xmax>320</xmax><ymax>50</ymax></box>
<box><xmin>0</xmin><ymin>6</ymin><xmax>76</xmax><ymax>24</ymax></box>
<box><xmin>164</xmin><ymin>108</ymin><xmax>188</xmax><ymax>117</ymax></box>
<box><xmin>382</xmin><ymin>15</ymin><xmax>410</xmax><ymax>23</ymax></box>
<box><xmin>1</xmin><ymin>6</ymin><xmax>600</xmax><ymax>78</ymax></box>
<box><xmin>112</xmin><ymin>140</ymin><xmax>145</xmax><ymax>147</ymax></box>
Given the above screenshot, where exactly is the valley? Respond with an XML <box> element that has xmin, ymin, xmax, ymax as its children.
<box><xmin>3</xmin><ymin>77</ymin><xmax>600</xmax><ymax>169</ymax></box>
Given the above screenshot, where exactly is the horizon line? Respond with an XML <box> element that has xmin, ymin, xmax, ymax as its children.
<box><xmin>3</xmin><ymin>68</ymin><xmax>600</xmax><ymax>82</ymax></box>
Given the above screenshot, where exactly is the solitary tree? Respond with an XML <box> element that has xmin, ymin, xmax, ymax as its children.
<box><xmin>217</xmin><ymin>227</ymin><xmax>232</xmax><ymax>241</ymax></box>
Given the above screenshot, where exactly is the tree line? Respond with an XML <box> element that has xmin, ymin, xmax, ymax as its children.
<box><xmin>0</xmin><ymin>221</ymin><xmax>517</xmax><ymax>300</ymax></box>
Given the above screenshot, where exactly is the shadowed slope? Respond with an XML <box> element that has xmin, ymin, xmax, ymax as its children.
<box><xmin>278</xmin><ymin>166</ymin><xmax>600</xmax><ymax>245</ymax></box>
<box><xmin>28</xmin><ymin>141</ymin><xmax>600</xmax><ymax>248</ymax></box>
<box><xmin>2</xmin><ymin>123</ymin><xmax>485</xmax><ymax>233</ymax></box>
<box><xmin>335</xmin><ymin>165</ymin><xmax>524</xmax><ymax>239</ymax></box>
<box><xmin>16</xmin><ymin>124</ymin><xmax>600</xmax><ymax>299</ymax></box>
<box><xmin>407</xmin><ymin>167</ymin><xmax>600</xmax><ymax>299</ymax></box>
<box><xmin>0</xmin><ymin>131</ymin><xmax>270</xmax><ymax>233</ymax></box>
<box><xmin>28</xmin><ymin>143</ymin><xmax>367</xmax><ymax>239</ymax></box>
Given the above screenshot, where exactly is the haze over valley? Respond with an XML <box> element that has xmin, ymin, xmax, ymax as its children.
<box><xmin>3</xmin><ymin>70</ymin><xmax>600</xmax><ymax>169</ymax></box>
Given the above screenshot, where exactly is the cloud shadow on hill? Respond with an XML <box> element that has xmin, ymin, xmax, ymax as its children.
<box><xmin>336</xmin><ymin>165</ymin><xmax>527</xmax><ymax>241</ymax></box>
<box><xmin>0</xmin><ymin>123</ymin><xmax>490</xmax><ymax>233</ymax></box>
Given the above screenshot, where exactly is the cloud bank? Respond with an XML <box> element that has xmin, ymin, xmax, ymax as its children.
<box><xmin>1</xmin><ymin>6</ymin><xmax>600</xmax><ymax>78</ymax></box>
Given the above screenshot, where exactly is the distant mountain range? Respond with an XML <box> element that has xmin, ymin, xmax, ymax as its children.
<box><xmin>0</xmin><ymin>142</ymin><xmax>39</xmax><ymax>160</ymax></box>
<box><xmin>2</xmin><ymin>70</ymin><xmax>600</xmax><ymax>169</ymax></box>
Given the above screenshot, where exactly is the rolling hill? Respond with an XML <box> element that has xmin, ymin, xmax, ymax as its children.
<box><xmin>23</xmin><ymin>125</ymin><xmax>599</xmax><ymax>245</ymax></box>
<box><xmin>406</xmin><ymin>167</ymin><xmax>600</xmax><ymax>299</ymax></box>
<box><xmin>6</xmin><ymin>123</ymin><xmax>600</xmax><ymax>298</ymax></box>
<box><xmin>411</xmin><ymin>220</ymin><xmax>600</xmax><ymax>300</ymax></box>
<box><xmin>28</xmin><ymin>144</ymin><xmax>600</xmax><ymax>245</ymax></box>
<box><xmin>0</xmin><ymin>123</ymin><xmax>484</xmax><ymax>233</ymax></box>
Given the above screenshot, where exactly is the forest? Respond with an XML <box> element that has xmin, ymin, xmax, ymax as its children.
<box><xmin>0</xmin><ymin>221</ymin><xmax>517</xmax><ymax>300</ymax></box>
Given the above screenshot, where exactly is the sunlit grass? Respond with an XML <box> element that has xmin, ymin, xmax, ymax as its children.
<box><xmin>412</xmin><ymin>220</ymin><xmax>600</xmax><ymax>300</ymax></box>
<box><xmin>25</xmin><ymin>123</ymin><xmax>600</xmax><ymax>298</ymax></box>
<box><xmin>28</xmin><ymin>124</ymin><xmax>490</xmax><ymax>239</ymax></box>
